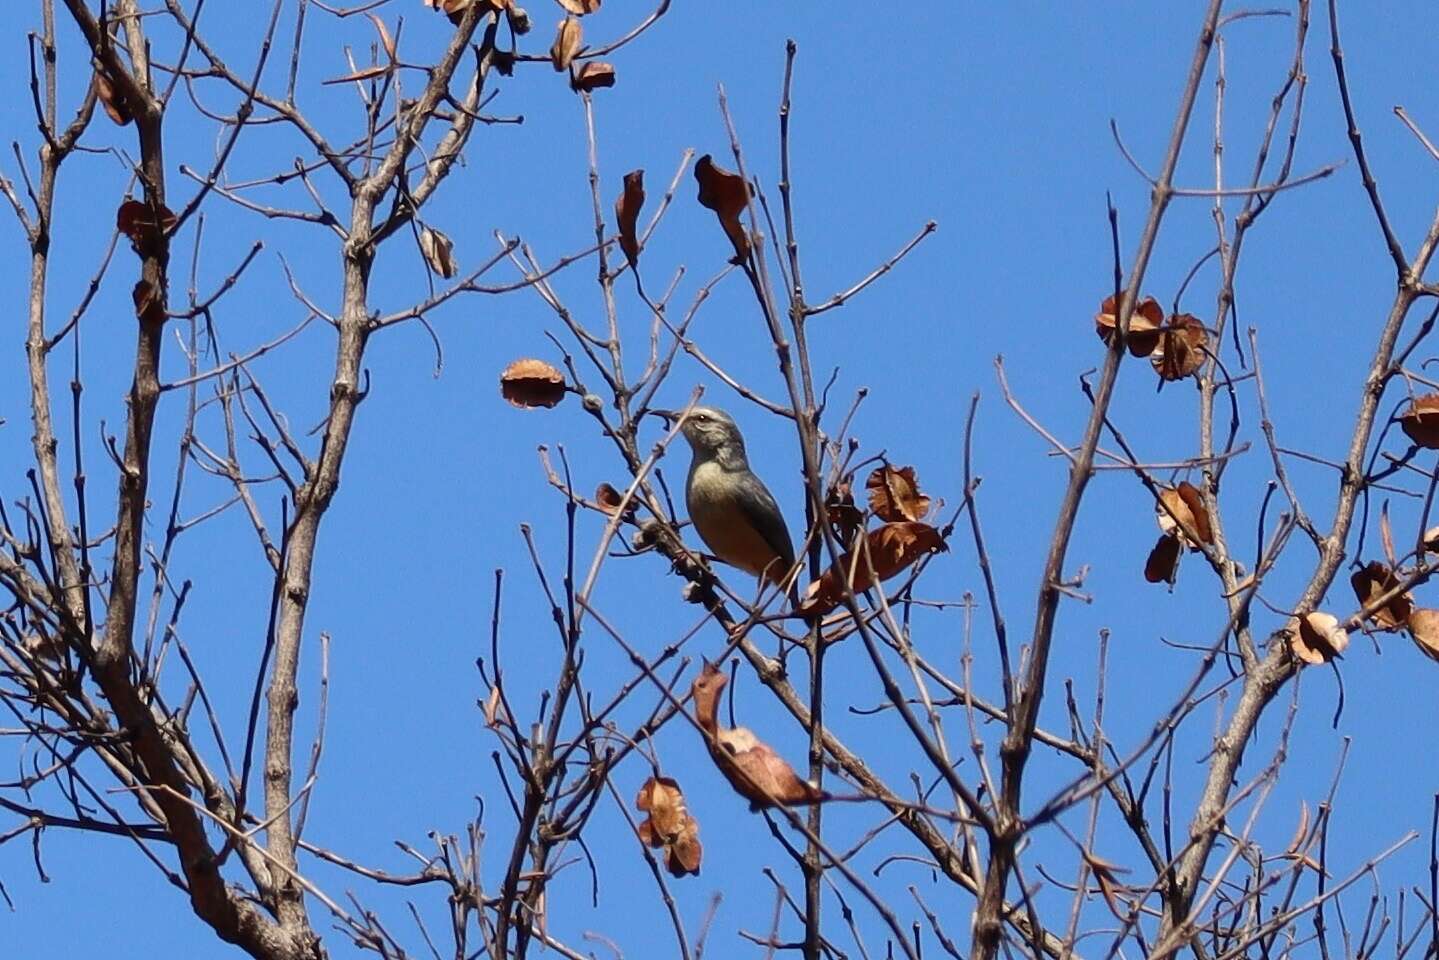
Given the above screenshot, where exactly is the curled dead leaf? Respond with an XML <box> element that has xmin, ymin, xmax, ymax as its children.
<box><xmin>1401</xmin><ymin>394</ymin><xmax>1439</xmax><ymax>449</ymax></box>
<box><xmin>1287</xmin><ymin>611</ymin><xmax>1350</xmax><ymax>666</ymax></box>
<box><xmin>482</xmin><ymin>685</ymin><xmax>510</xmax><ymax>728</ymax></box>
<box><xmin>368</xmin><ymin>14</ymin><xmax>397</xmax><ymax>61</ymax></box>
<box><xmin>1280</xmin><ymin>800</ymin><xmax>1325</xmax><ymax>875</ymax></box>
<box><xmin>615</xmin><ymin>170</ymin><xmax>645</xmax><ymax>267</ymax></box>
<box><xmin>865</xmin><ymin>464</ymin><xmax>931</xmax><ymax>523</ymax></box>
<box><xmin>1349</xmin><ymin>561</ymin><xmax>1413</xmax><ymax>632</ymax></box>
<box><xmin>1426</xmin><ymin>525</ymin><xmax>1439</xmax><ymax>555</ymax></box>
<box><xmin>555</xmin><ymin>0</ymin><xmax>600</xmax><ymax>12</ymax></box>
<box><xmin>694</xmin><ymin>154</ymin><xmax>751</xmax><ymax>262</ymax></box>
<box><xmin>1151</xmin><ymin>314</ymin><xmax>1208</xmax><ymax>381</ymax></box>
<box><xmin>1144</xmin><ymin>533</ymin><xmax>1181</xmax><ymax>585</ymax></box>
<box><xmin>714</xmin><ymin>727</ymin><xmax>826</xmax><ymax>810</ymax></box>
<box><xmin>691</xmin><ymin>662</ymin><xmax>826</xmax><ymax>810</ymax></box>
<box><xmin>1095</xmin><ymin>294</ymin><xmax>1164</xmax><ymax>358</ymax></box>
<box><xmin>799</xmin><ymin>521</ymin><xmax>946</xmax><ymax>616</ymax></box>
<box><xmin>635</xmin><ymin>776</ymin><xmax>701</xmax><ymax>877</ymax></box>
<box><xmin>595</xmin><ymin>482</ymin><xmax>636</xmax><ymax>520</ymax></box>
<box><xmin>500</xmin><ymin>358</ymin><xmax>567</xmax><ymax>409</ymax></box>
<box><xmin>572</xmin><ymin>61</ymin><xmax>615</xmax><ymax>91</ymax></box>
<box><xmin>1155</xmin><ymin>482</ymin><xmax>1211</xmax><ymax>548</ymax></box>
<box><xmin>1406</xmin><ymin>608</ymin><xmax>1439</xmax><ymax>662</ymax></box>
<box><xmin>691</xmin><ymin>659</ymin><xmax>726</xmax><ymax>734</ymax></box>
<box><xmin>550</xmin><ymin>17</ymin><xmax>582</xmax><ymax>71</ymax></box>
<box><xmin>94</xmin><ymin>70</ymin><xmax>132</xmax><ymax>125</ymax></box>
<box><xmin>117</xmin><ymin>199</ymin><xmax>177</xmax><ymax>256</ymax></box>
<box><xmin>418</xmin><ymin>226</ymin><xmax>457</xmax><ymax>278</ymax></box>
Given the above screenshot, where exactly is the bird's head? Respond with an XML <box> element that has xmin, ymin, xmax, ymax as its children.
<box><xmin>654</xmin><ymin>405</ymin><xmax>745</xmax><ymax>457</ymax></box>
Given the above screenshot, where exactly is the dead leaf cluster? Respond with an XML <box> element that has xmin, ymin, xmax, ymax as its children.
<box><xmin>1144</xmin><ymin>482</ymin><xmax>1211</xmax><ymax>585</ymax></box>
<box><xmin>1094</xmin><ymin>294</ymin><xmax>1210</xmax><ymax>383</ymax></box>
<box><xmin>117</xmin><ymin>198</ymin><xmax>176</xmax><ymax>257</ymax></box>
<box><xmin>547</xmin><ymin>16</ymin><xmax>616</xmax><ymax>91</ymax></box>
<box><xmin>801</xmin><ymin>465</ymin><xmax>946</xmax><ymax>617</ymax></box>
<box><xmin>1347</xmin><ymin>559</ymin><xmax>1439</xmax><ymax>663</ymax></box>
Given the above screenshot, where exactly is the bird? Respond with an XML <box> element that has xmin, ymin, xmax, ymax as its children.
<box><xmin>654</xmin><ymin>405</ymin><xmax>797</xmax><ymax>594</ymax></box>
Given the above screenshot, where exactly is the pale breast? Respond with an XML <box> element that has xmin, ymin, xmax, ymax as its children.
<box><xmin>688</xmin><ymin>462</ymin><xmax>783</xmax><ymax>578</ymax></box>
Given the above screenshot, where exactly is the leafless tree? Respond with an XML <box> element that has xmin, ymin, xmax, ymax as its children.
<box><xmin>3</xmin><ymin>1</ymin><xmax>1439</xmax><ymax>959</ymax></box>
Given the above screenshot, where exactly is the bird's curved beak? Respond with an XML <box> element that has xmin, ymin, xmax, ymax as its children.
<box><xmin>650</xmin><ymin>408</ymin><xmax>680</xmax><ymax>425</ymax></box>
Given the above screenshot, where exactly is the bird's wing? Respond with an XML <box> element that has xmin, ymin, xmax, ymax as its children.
<box><xmin>735</xmin><ymin>473</ymin><xmax>796</xmax><ymax>578</ymax></box>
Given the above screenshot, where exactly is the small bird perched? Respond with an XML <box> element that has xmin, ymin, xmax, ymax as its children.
<box><xmin>655</xmin><ymin>405</ymin><xmax>796</xmax><ymax>593</ymax></box>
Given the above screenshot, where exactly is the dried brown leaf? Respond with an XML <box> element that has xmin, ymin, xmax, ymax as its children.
<box><xmin>1095</xmin><ymin>294</ymin><xmax>1164</xmax><ymax>358</ymax></box>
<box><xmin>482</xmin><ymin>685</ymin><xmax>509</xmax><ymax>728</ymax></box>
<box><xmin>418</xmin><ymin>226</ymin><xmax>458</xmax><ymax>278</ymax></box>
<box><xmin>1407</xmin><ymin>608</ymin><xmax>1439</xmax><ymax>662</ymax></box>
<box><xmin>1401</xmin><ymin>394</ymin><xmax>1439</xmax><ymax>449</ymax></box>
<box><xmin>1280</xmin><ymin>801</ymin><xmax>1326</xmax><ymax>874</ymax></box>
<box><xmin>615</xmin><ymin>169</ymin><xmax>645</xmax><ymax>267</ymax></box>
<box><xmin>572</xmin><ymin>61</ymin><xmax>615</xmax><ymax>91</ymax></box>
<box><xmin>595</xmin><ymin>482</ymin><xmax>636</xmax><ymax>520</ymax></box>
<box><xmin>865</xmin><ymin>464</ymin><xmax>931</xmax><ymax>523</ymax></box>
<box><xmin>635</xmin><ymin>776</ymin><xmax>701</xmax><ymax>877</ymax></box>
<box><xmin>799</xmin><ymin>522</ymin><xmax>946</xmax><ymax>616</ymax></box>
<box><xmin>1151</xmin><ymin>313</ymin><xmax>1208</xmax><ymax>381</ymax></box>
<box><xmin>690</xmin><ymin>662</ymin><xmax>824</xmax><ymax>810</ymax></box>
<box><xmin>1287</xmin><ymin>611</ymin><xmax>1350</xmax><ymax>666</ymax></box>
<box><xmin>94</xmin><ymin>70</ymin><xmax>132</xmax><ymax>125</ymax></box>
<box><xmin>550</xmin><ymin>17</ymin><xmax>582</xmax><ymax>71</ymax></box>
<box><xmin>692</xmin><ymin>660</ymin><xmax>726</xmax><ymax>733</ymax></box>
<box><xmin>117</xmin><ymin>199</ymin><xmax>177</xmax><ymax>256</ymax></box>
<box><xmin>712</xmin><ymin>727</ymin><xmax>825</xmax><ymax>810</ymax></box>
<box><xmin>368</xmin><ymin>14</ymin><xmax>397</xmax><ymax>60</ymax></box>
<box><xmin>1144</xmin><ymin>533</ymin><xmax>1181</xmax><ymax>585</ymax></box>
<box><xmin>1349</xmin><ymin>561</ymin><xmax>1413</xmax><ymax>632</ymax></box>
<box><xmin>1284</xmin><ymin>801</ymin><xmax>1311</xmax><ymax>857</ymax></box>
<box><xmin>694</xmin><ymin>154</ymin><xmax>751</xmax><ymax>261</ymax></box>
<box><xmin>500</xmin><ymin>358</ymin><xmax>567</xmax><ymax>409</ymax></box>
<box><xmin>555</xmin><ymin>0</ymin><xmax>601</xmax><ymax>12</ymax></box>
<box><xmin>1155</xmin><ymin>482</ymin><xmax>1211</xmax><ymax>549</ymax></box>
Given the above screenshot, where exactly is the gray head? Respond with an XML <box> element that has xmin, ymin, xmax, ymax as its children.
<box><xmin>657</xmin><ymin>405</ymin><xmax>746</xmax><ymax>459</ymax></box>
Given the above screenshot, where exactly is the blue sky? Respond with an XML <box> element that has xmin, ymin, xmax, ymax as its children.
<box><xmin>2</xmin><ymin>1</ymin><xmax>1439</xmax><ymax>956</ymax></box>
